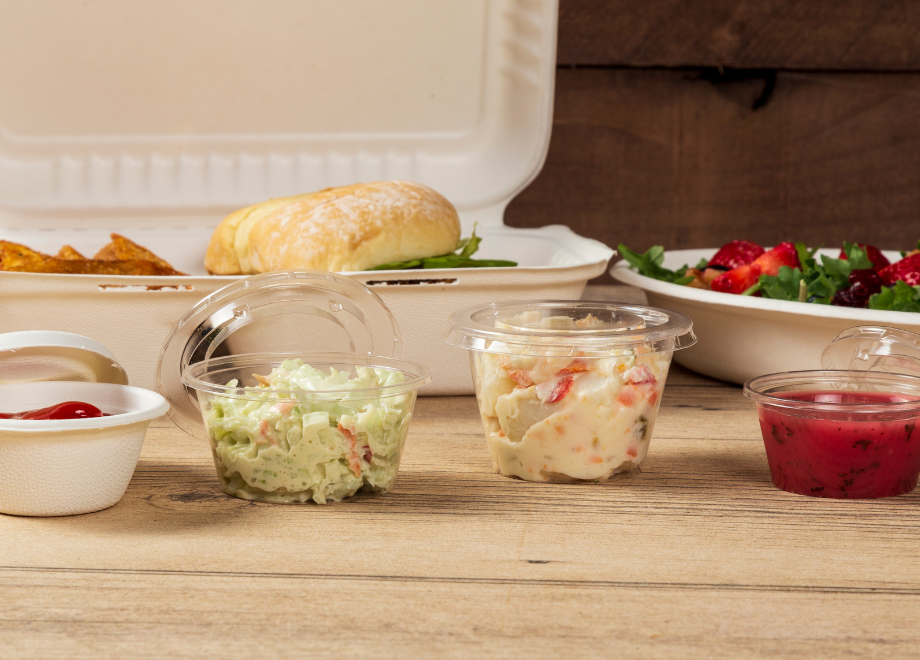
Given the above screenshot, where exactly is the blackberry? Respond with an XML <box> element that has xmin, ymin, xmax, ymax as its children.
<box><xmin>849</xmin><ymin>268</ymin><xmax>883</xmax><ymax>294</ymax></box>
<box><xmin>832</xmin><ymin>269</ymin><xmax>883</xmax><ymax>308</ymax></box>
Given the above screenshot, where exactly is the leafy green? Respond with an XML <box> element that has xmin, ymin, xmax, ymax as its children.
<box><xmin>758</xmin><ymin>266</ymin><xmax>803</xmax><ymax>301</ymax></box>
<box><xmin>869</xmin><ymin>281</ymin><xmax>920</xmax><ymax>312</ymax></box>
<box><xmin>369</xmin><ymin>225</ymin><xmax>517</xmax><ymax>270</ymax></box>
<box><xmin>617</xmin><ymin>244</ymin><xmax>694</xmax><ymax>285</ymax></box>
<box><xmin>841</xmin><ymin>242</ymin><xmax>874</xmax><ymax>270</ymax></box>
<box><xmin>758</xmin><ymin>242</ymin><xmax>873</xmax><ymax>304</ymax></box>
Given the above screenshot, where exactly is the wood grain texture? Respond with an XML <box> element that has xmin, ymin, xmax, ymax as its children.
<box><xmin>506</xmin><ymin>67</ymin><xmax>920</xmax><ymax>282</ymax></box>
<box><xmin>3</xmin><ymin>354</ymin><xmax>920</xmax><ymax>658</ymax></box>
<box><xmin>558</xmin><ymin>0</ymin><xmax>920</xmax><ymax>69</ymax></box>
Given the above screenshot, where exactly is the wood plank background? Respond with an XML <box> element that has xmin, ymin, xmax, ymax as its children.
<box><xmin>505</xmin><ymin>0</ymin><xmax>920</xmax><ymax>282</ymax></box>
<box><xmin>555</xmin><ymin>0</ymin><xmax>920</xmax><ymax>69</ymax></box>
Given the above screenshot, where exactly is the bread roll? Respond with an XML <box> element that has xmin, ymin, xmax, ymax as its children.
<box><xmin>205</xmin><ymin>181</ymin><xmax>461</xmax><ymax>274</ymax></box>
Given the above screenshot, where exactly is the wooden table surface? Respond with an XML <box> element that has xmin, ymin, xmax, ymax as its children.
<box><xmin>4</xmin><ymin>307</ymin><xmax>920</xmax><ymax>657</ymax></box>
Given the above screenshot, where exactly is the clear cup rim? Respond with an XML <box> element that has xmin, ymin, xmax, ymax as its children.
<box><xmin>743</xmin><ymin>369</ymin><xmax>920</xmax><ymax>414</ymax></box>
<box><xmin>445</xmin><ymin>299</ymin><xmax>696</xmax><ymax>356</ymax></box>
<box><xmin>182</xmin><ymin>352</ymin><xmax>431</xmax><ymax>400</ymax></box>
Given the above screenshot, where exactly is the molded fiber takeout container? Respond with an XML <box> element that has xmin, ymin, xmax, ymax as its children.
<box><xmin>0</xmin><ymin>0</ymin><xmax>613</xmax><ymax>395</ymax></box>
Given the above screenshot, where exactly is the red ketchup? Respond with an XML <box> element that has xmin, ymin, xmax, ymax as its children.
<box><xmin>758</xmin><ymin>391</ymin><xmax>920</xmax><ymax>498</ymax></box>
<box><xmin>0</xmin><ymin>401</ymin><xmax>106</xmax><ymax>420</ymax></box>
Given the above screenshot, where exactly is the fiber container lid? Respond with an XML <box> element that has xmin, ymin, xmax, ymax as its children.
<box><xmin>0</xmin><ymin>331</ymin><xmax>128</xmax><ymax>384</ymax></box>
<box><xmin>0</xmin><ymin>0</ymin><xmax>559</xmax><ymax>228</ymax></box>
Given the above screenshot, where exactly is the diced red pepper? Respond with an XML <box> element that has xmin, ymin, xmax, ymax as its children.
<box><xmin>546</xmin><ymin>376</ymin><xmax>574</xmax><ymax>403</ymax></box>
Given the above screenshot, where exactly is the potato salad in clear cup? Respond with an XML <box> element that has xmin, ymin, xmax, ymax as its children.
<box><xmin>446</xmin><ymin>302</ymin><xmax>695</xmax><ymax>483</ymax></box>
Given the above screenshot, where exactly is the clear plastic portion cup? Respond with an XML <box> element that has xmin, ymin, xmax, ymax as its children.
<box><xmin>183</xmin><ymin>352</ymin><xmax>429</xmax><ymax>504</ymax></box>
<box><xmin>445</xmin><ymin>301</ymin><xmax>696</xmax><ymax>483</ymax></box>
<box><xmin>157</xmin><ymin>271</ymin><xmax>431</xmax><ymax>504</ymax></box>
<box><xmin>744</xmin><ymin>370</ymin><xmax>920</xmax><ymax>499</ymax></box>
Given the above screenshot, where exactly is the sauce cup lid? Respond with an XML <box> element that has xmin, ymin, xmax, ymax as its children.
<box><xmin>743</xmin><ymin>327</ymin><xmax>920</xmax><ymax>418</ymax></box>
<box><xmin>0</xmin><ymin>331</ymin><xmax>128</xmax><ymax>385</ymax></box>
<box><xmin>445</xmin><ymin>300</ymin><xmax>696</xmax><ymax>357</ymax></box>
<box><xmin>821</xmin><ymin>325</ymin><xmax>920</xmax><ymax>377</ymax></box>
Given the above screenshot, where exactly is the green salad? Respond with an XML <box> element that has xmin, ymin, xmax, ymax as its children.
<box><xmin>618</xmin><ymin>239</ymin><xmax>920</xmax><ymax>312</ymax></box>
<box><xmin>203</xmin><ymin>359</ymin><xmax>414</xmax><ymax>504</ymax></box>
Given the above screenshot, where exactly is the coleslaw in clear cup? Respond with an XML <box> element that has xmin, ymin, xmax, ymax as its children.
<box><xmin>445</xmin><ymin>301</ymin><xmax>696</xmax><ymax>482</ymax></box>
<box><xmin>157</xmin><ymin>271</ymin><xmax>430</xmax><ymax>504</ymax></box>
<box><xmin>184</xmin><ymin>352</ymin><xmax>428</xmax><ymax>503</ymax></box>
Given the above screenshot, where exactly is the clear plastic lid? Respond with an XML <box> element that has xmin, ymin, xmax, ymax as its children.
<box><xmin>156</xmin><ymin>270</ymin><xmax>404</xmax><ymax>434</ymax></box>
<box><xmin>0</xmin><ymin>331</ymin><xmax>128</xmax><ymax>385</ymax></box>
<box><xmin>445</xmin><ymin>300</ymin><xmax>696</xmax><ymax>357</ymax></box>
<box><xmin>821</xmin><ymin>326</ymin><xmax>920</xmax><ymax>377</ymax></box>
<box><xmin>743</xmin><ymin>326</ymin><xmax>920</xmax><ymax>414</ymax></box>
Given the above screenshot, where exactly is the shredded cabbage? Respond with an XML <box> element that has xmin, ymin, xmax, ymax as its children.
<box><xmin>203</xmin><ymin>359</ymin><xmax>412</xmax><ymax>504</ymax></box>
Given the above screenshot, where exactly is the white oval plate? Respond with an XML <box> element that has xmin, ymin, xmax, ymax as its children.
<box><xmin>610</xmin><ymin>248</ymin><xmax>920</xmax><ymax>384</ymax></box>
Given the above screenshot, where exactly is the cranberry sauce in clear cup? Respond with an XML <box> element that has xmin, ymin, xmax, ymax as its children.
<box><xmin>744</xmin><ymin>370</ymin><xmax>920</xmax><ymax>499</ymax></box>
<box><xmin>446</xmin><ymin>301</ymin><xmax>696</xmax><ymax>483</ymax></box>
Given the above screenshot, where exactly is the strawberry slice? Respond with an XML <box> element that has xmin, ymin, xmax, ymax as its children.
<box><xmin>751</xmin><ymin>242</ymin><xmax>799</xmax><ymax>276</ymax></box>
<box><xmin>707</xmin><ymin>240</ymin><xmax>765</xmax><ymax>270</ymax></box>
<box><xmin>711</xmin><ymin>264</ymin><xmax>760</xmax><ymax>294</ymax></box>
<box><xmin>711</xmin><ymin>243</ymin><xmax>799</xmax><ymax>295</ymax></box>
<box><xmin>837</xmin><ymin>244</ymin><xmax>890</xmax><ymax>271</ymax></box>
<box><xmin>879</xmin><ymin>253</ymin><xmax>920</xmax><ymax>287</ymax></box>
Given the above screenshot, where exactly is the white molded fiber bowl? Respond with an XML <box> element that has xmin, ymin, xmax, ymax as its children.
<box><xmin>0</xmin><ymin>382</ymin><xmax>169</xmax><ymax>516</ymax></box>
<box><xmin>611</xmin><ymin>249</ymin><xmax>920</xmax><ymax>384</ymax></box>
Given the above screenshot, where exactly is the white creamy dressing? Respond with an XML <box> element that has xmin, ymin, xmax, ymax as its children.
<box><xmin>474</xmin><ymin>314</ymin><xmax>670</xmax><ymax>482</ymax></box>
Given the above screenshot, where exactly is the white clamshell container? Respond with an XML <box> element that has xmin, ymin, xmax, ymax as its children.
<box><xmin>0</xmin><ymin>334</ymin><xmax>168</xmax><ymax>517</ymax></box>
<box><xmin>0</xmin><ymin>0</ymin><xmax>611</xmax><ymax>394</ymax></box>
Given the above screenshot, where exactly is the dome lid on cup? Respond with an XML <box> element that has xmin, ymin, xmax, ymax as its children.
<box><xmin>156</xmin><ymin>270</ymin><xmax>404</xmax><ymax>436</ymax></box>
<box><xmin>445</xmin><ymin>300</ymin><xmax>696</xmax><ymax>357</ymax></box>
<box><xmin>822</xmin><ymin>326</ymin><xmax>920</xmax><ymax>378</ymax></box>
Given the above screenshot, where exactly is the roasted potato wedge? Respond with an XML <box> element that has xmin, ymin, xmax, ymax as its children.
<box><xmin>94</xmin><ymin>233</ymin><xmax>185</xmax><ymax>275</ymax></box>
<box><xmin>0</xmin><ymin>241</ymin><xmax>182</xmax><ymax>276</ymax></box>
<box><xmin>56</xmin><ymin>245</ymin><xmax>86</xmax><ymax>260</ymax></box>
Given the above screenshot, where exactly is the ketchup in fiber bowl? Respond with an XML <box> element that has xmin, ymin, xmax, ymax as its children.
<box><xmin>0</xmin><ymin>401</ymin><xmax>107</xmax><ymax>420</ymax></box>
<box><xmin>745</xmin><ymin>372</ymin><xmax>920</xmax><ymax>499</ymax></box>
